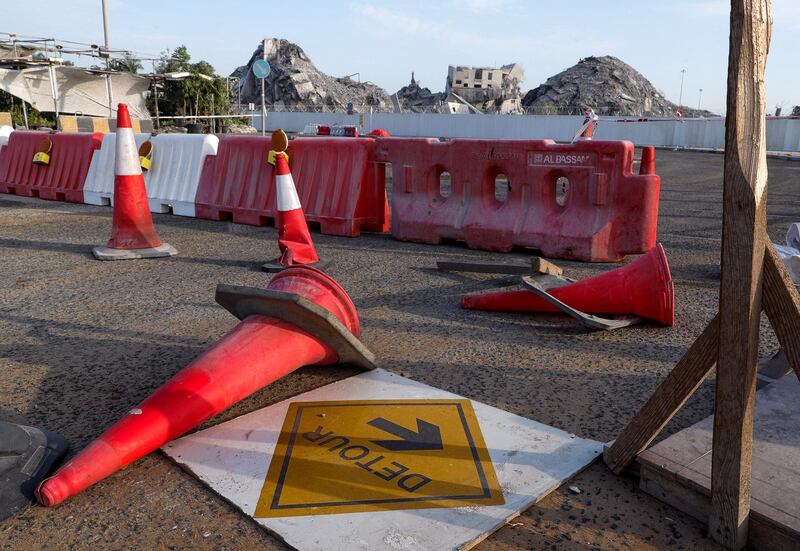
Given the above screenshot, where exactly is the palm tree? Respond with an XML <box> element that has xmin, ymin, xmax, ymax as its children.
<box><xmin>111</xmin><ymin>53</ymin><xmax>143</xmax><ymax>74</ymax></box>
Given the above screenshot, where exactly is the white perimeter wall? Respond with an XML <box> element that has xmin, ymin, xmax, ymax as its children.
<box><xmin>249</xmin><ymin>112</ymin><xmax>800</xmax><ymax>152</ymax></box>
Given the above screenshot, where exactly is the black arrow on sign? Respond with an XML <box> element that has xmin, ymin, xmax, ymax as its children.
<box><xmin>368</xmin><ymin>417</ymin><xmax>443</xmax><ymax>452</ymax></box>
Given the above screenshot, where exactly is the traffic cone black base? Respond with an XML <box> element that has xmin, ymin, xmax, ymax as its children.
<box><xmin>0</xmin><ymin>421</ymin><xmax>68</xmax><ymax>521</ymax></box>
<box><xmin>92</xmin><ymin>243</ymin><xmax>178</xmax><ymax>261</ymax></box>
<box><xmin>262</xmin><ymin>257</ymin><xmax>332</xmax><ymax>273</ymax></box>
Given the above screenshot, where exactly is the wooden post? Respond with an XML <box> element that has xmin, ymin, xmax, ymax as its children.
<box><xmin>709</xmin><ymin>1</ymin><xmax>771</xmax><ymax>548</ymax></box>
<box><xmin>604</xmin><ymin>2</ymin><xmax>800</xmax><ymax>549</ymax></box>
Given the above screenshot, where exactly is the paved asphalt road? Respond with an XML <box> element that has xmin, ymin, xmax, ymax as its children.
<box><xmin>0</xmin><ymin>149</ymin><xmax>797</xmax><ymax>550</ymax></box>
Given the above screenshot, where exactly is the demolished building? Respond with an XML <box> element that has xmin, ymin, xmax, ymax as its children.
<box><xmin>445</xmin><ymin>64</ymin><xmax>525</xmax><ymax>114</ymax></box>
<box><xmin>230</xmin><ymin>41</ymin><xmax>708</xmax><ymax>118</ymax></box>
<box><xmin>393</xmin><ymin>73</ymin><xmax>446</xmax><ymax>113</ymax></box>
<box><xmin>522</xmin><ymin>56</ymin><xmax>716</xmax><ymax>117</ymax></box>
<box><xmin>232</xmin><ymin>38</ymin><xmax>392</xmax><ymax>112</ymax></box>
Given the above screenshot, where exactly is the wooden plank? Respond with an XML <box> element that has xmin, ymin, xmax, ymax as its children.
<box><xmin>709</xmin><ymin>1</ymin><xmax>772</xmax><ymax>548</ymax></box>
<box><xmin>638</xmin><ymin>375</ymin><xmax>800</xmax><ymax>551</ymax></box>
<box><xmin>603</xmin><ymin>315</ymin><xmax>719</xmax><ymax>475</ymax></box>
<box><xmin>762</xmin><ymin>244</ymin><xmax>800</xmax><ymax>380</ymax></box>
<box><xmin>436</xmin><ymin>260</ymin><xmax>535</xmax><ymax>275</ymax></box>
<box><xmin>531</xmin><ymin>257</ymin><xmax>563</xmax><ymax>276</ymax></box>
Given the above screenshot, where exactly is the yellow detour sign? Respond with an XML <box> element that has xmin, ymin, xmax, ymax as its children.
<box><xmin>256</xmin><ymin>399</ymin><xmax>503</xmax><ymax>517</ymax></box>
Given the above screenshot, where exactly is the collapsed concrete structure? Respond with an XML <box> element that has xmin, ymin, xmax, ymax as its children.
<box><xmin>392</xmin><ymin>73</ymin><xmax>447</xmax><ymax>113</ymax></box>
<box><xmin>232</xmin><ymin>39</ymin><xmax>391</xmax><ymax>112</ymax></box>
<box><xmin>230</xmin><ymin>41</ymin><xmax>712</xmax><ymax>117</ymax></box>
<box><xmin>522</xmin><ymin>56</ymin><xmax>715</xmax><ymax>117</ymax></box>
<box><xmin>445</xmin><ymin>64</ymin><xmax>525</xmax><ymax>114</ymax></box>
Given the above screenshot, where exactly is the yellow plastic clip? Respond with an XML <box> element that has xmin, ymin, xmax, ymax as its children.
<box><xmin>267</xmin><ymin>150</ymin><xmax>288</xmax><ymax>166</ymax></box>
<box><xmin>32</xmin><ymin>152</ymin><xmax>51</xmax><ymax>166</ymax></box>
<box><xmin>33</xmin><ymin>137</ymin><xmax>52</xmax><ymax>166</ymax></box>
<box><xmin>139</xmin><ymin>156</ymin><xmax>151</xmax><ymax>171</ymax></box>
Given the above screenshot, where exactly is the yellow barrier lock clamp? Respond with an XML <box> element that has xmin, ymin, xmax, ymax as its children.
<box><xmin>138</xmin><ymin>141</ymin><xmax>153</xmax><ymax>172</ymax></box>
<box><xmin>32</xmin><ymin>137</ymin><xmax>53</xmax><ymax>166</ymax></box>
<box><xmin>267</xmin><ymin>150</ymin><xmax>289</xmax><ymax>166</ymax></box>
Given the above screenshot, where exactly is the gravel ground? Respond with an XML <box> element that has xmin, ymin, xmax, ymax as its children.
<box><xmin>0</xmin><ymin>149</ymin><xmax>797</xmax><ymax>550</ymax></box>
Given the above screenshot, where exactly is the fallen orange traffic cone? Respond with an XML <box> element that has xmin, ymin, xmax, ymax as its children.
<box><xmin>36</xmin><ymin>265</ymin><xmax>375</xmax><ymax>507</ymax></box>
<box><xmin>263</xmin><ymin>129</ymin><xmax>329</xmax><ymax>272</ymax></box>
<box><xmin>461</xmin><ymin>244</ymin><xmax>674</xmax><ymax>326</ymax></box>
<box><xmin>92</xmin><ymin>103</ymin><xmax>177</xmax><ymax>261</ymax></box>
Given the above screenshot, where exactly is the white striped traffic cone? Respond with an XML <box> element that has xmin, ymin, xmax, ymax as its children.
<box><xmin>262</xmin><ymin>145</ymin><xmax>329</xmax><ymax>272</ymax></box>
<box><xmin>92</xmin><ymin>103</ymin><xmax>177</xmax><ymax>260</ymax></box>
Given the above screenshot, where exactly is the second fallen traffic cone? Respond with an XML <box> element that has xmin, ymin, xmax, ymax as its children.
<box><xmin>461</xmin><ymin>244</ymin><xmax>674</xmax><ymax>326</ymax></box>
<box><xmin>92</xmin><ymin>103</ymin><xmax>177</xmax><ymax>261</ymax></box>
<box><xmin>263</xmin><ymin>129</ymin><xmax>330</xmax><ymax>272</ymax></box>
<box><xmin>36</xmin><ymin>265</ymin><xmax>375</xmax><ymax>507</ymax></box>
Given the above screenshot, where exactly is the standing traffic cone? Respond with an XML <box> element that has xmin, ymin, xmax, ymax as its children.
<box><xmin>639</xmin><ymin>146</ymin><xmax>656</xmax><ymax>175</ymax></box>
<box><xmin>92</xmin><ymin>103</ymin><xmax>177</xmax><ymax>260</ymax></box>
<box><xmin>262</xmin><ymin>129</ymin><xmax>329</xmax><ymax>272</ymax></box>
<box><xmin>460</xmin><ymin>244</ymin><xmax>674</xmax><ymax>326</ymax></box>
<box><xmin>35</xmin><ymin>265</ymin><xmax>375</xmax><ymax>507</ymax></box>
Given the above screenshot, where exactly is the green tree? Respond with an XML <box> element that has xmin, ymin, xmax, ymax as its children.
<box><xmin>0</xmin><ymin>90</ymin><xmax>54</xmax><ymax>128</ymax></box>
<box><xmin>110</xmin><ymin>53</ymin><xmax>142</xmax><ymax>74</ymax></box>
<box><xmin>150</xmin><ymin>45</ymin><xmax>232</xmax><ymax>129</ymax></box>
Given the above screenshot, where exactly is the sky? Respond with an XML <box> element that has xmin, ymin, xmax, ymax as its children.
<box><xmin>4</xmin><ymin>0</ymin><xmax>799</xmax><ymax>115</ymax></box>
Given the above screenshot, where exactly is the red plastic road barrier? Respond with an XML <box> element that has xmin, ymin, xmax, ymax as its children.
<box><xmin>461</xmin><ymin>244</ymin><xmax>674</xmax><ymax>326</ymax></box>
<box><xmin>374</xmin><ymin>138</ymin><xmax>660</xmax><ymax>262</ymax></box>
<box><xmin>36</xmin><ymin>265</ymin><xmax>365</xmax><ymax>507</ymax></box>
<box><xmin>194</xmin><ymin>136</ymin><xmax>389</xmax><ymax>237</ymax></box>
<box><xmin>0</xmin><ymin>131</ymin><xmax>102</xmax><ymax>202</ymax></box>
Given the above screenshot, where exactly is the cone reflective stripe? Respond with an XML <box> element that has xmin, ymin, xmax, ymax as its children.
<box><xmin>275</xmin><ymin>152</ymin><xmax>320</xmax><ymax>266</ymax></box>
<box><xmin>108</xmin><ymin>104</ymin><xmax>161</xmax><ymax>249</ymax></box>
<box><xmin>36</xmin><ymin>266</ymin><xmax>369</xmax><ymax>507</ymax></box>
<box><xmin>639</xmin><ymin>146</ymin><xmax>656</xmax><ymax>175</ymax></box>
<box><xmin>461</xmin><ymin>244</ymin><xmax>674</xmax><ymax>326</ymax></box>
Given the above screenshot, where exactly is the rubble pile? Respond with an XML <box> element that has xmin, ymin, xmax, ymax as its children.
<box><xmin>232</xmin><ymin>39</ymin><xmax>392</xmax><ymax>112</ymax></box>
<box><xmin>522</xmin><ymin>56</ymin><xmax>716</xmax><ymax>117</ymax></box>
<box><xmin>231</xmin><ymin>42</ymin><xmax>716</xmax><ymax>117</ymax></box>
<box><xmin>394</xmin><ymin>74</ymin><xmax>446</xmax><ymax>113</ymax></box>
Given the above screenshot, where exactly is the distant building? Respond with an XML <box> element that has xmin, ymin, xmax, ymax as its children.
<box><xmin>445</xmin><ymin>64</ymin><xmax>525</xmax><ymax>114</ymax></box>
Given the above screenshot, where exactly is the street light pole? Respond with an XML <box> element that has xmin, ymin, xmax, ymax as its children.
<box><xmin>261</xmin><ymin>38</ymin><xmax>267</xmax><ymax>136</ymax></box>
<box><xmin>698</xmin><ymin>88</ymin><xmax>703</xmax><ymax>111</ymax></box>
<box><xmin>101</xmin><ymin>0</ymin><xmax>114</xmax><ymax>116</ymax></box>
<box><xmin>678</xmin><ymin>68</ymin><xmax>687</xmax><ymax>108</ymax></box>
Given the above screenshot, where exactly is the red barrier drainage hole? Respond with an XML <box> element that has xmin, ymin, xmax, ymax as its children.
<box><xmin>555</xmin><ymin>177</ymin><xmax>569</xmax><ymax>207</ymax></box>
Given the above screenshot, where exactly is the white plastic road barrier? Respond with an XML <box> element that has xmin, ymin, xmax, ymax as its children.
<box><xmin>145</xmin><ymin>134</ymin><xmax>218</xmax><ymax>217</ymax></box>
<box><xmin>0</xmin><ymin>126</ymin><xmax>12</xmax><ymax>169</ymax></box>
<box><xmin>84</xmin><ymin>133</ymin><xmax>219</xmax><ymax>216</ymax></box>
<box><xmin>84</xmin><ymin>132</ymin><xmax>149</xmax><ymax>206</ymax></box>
<box><xmin>0</xmin><ymin>125</ymin><xmax>13</xmax><ymax>149</ymax></box>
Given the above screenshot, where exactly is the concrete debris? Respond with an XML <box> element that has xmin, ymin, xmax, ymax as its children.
<box><xmin>153</xmin><ymin>125</ymin><xmax>187</xmax><ymax>134</ymax></box>
<box><xmin>522</xmin><ymin>56</ymin><xmax>716</xmax><ymax>117</ymax></box>
<box><xmin>226</xmin><ymin>124</ymin><xmax>258</xmax><ymax>135</ymax></box>
<box><xmin>393</xmin><ymin>73</ymin><xmax>447</xmax><ymax>113</ymax></box>
<box><xmin>231</xmin><ymin>43</ymin><xmax>713</xmax><ymax>118</ymax></box>
<box><xmin>568</xmin><ymin>486</ymin><xmax>582</xmax><ymax>494</ymax></box>
<box><xmin>232</xmin><ymin>38</ymin><xmax>391</xmax><ymax>112</ymax></box>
